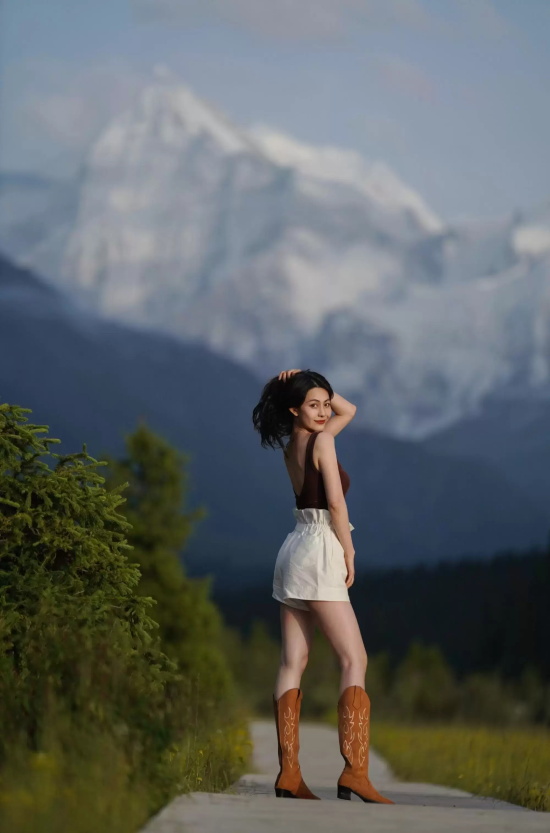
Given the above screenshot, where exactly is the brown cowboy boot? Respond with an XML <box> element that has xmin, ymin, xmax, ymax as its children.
<box><xmin>273</xmin><ymin>688</ymin><xmax>320</xmax><ymax>799</ymax></box>
<box><xmin>337</xmin><ymin>685</ymin><xmax>394</xmax><ymax>804</ymax></box>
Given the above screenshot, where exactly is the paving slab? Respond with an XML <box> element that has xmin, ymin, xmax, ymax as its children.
<box><xmin>142</xmin><ymin>719</ymin><xmax>546</xmax><ymax>833</ymax></box>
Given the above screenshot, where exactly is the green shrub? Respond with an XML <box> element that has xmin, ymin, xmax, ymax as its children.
<box><xmin>391</xmin><ymin>642</ymin><xmax>459</xmax><ymax>720</ymax></box>
<box><xmin>0</xmin><ymin>405</ymin><xmax>251</xmax><ymax>832</ymax></box>
<box><xmin>0</xmin><ymin>404</ymin><xmax>176</xmax><ymax>760</ymax></box>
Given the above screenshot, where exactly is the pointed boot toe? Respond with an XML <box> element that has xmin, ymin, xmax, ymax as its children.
<box><xmin>336</xmin><ymin>685</ymin><xmax>395</xmax><ymax>805</ymax></box>
<box><xmin>273</xmin><ymin>688</ymin><xmax>320</xmax><ymax>800</ymax></box>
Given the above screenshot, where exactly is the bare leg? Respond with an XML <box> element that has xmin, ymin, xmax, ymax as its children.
<box><xmin>304</xmin><ymin>600</ymin><xmax>393</xmax><ymax>803</ymax></box>
<box><xmin>274</xmin><ymin>603</ymin><xmax>316</xmax><ymax>699</ymax></box>
<box><xmin>305</xmin><ymin>600</ymin><xmax>367</xmax><ymax>695</ymax></box>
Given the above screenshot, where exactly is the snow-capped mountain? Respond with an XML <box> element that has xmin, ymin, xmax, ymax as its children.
<box><xmin>248</xmin><ymin>123</ymin><xmax>442</xmax><ymax>234</ymax></box>
<box><xmin>6</xmin><ymin>69</ymin><xmax>550</xmax><ymax>439</ymax></box>
<box><xmin>4</xmin><ymin>252</ymin><xmax>548</xmax><ymax>577</ymax></box>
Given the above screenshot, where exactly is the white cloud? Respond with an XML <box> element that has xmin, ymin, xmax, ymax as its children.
<box><xmin>133</xmin><ymin>0</ymin><xmax>515</xmax><ymax>43</ymax></box>
<box><xmin>133</xmin><ymin>0</ymin><xmax>434</xmax><ymax>41</ymax></box>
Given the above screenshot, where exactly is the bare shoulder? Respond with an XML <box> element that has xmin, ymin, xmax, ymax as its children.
<box><xmin>313</xmin><ymin>431</ymin><xmax>336</xmax><ymax>467</ymax></box>
<box><xmin>315</xmin><ymin>431</ymin><xmax>335</xmax><ymax>449</ymax></box>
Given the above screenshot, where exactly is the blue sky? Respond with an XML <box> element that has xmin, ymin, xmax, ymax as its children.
<box><xmin>1</xmin><ymin>0</ymin><xmax>549</xmax><ymax>222</ymax></box>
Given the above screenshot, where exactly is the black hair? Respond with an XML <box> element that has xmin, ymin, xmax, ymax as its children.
<box><xmin>252</xmin><ymin>368</ymin><xmax>334</xmax><ymax>450</ymax></box>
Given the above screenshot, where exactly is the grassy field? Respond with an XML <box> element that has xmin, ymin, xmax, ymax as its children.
<box><xmin>370</xmin><ymin>721</ymin><xmax>550</xmax><ymax>812</ymax></box>
<box><xmin>0</xmin><ymin>716</ymin><xmax>253</xmax><ymax>833</ymax></box>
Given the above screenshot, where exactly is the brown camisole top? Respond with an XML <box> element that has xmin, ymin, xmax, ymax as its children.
<box><xmin>287</xmin><ymin>430</ymin><xmax>350</xmax><ymax>510</ymax></box>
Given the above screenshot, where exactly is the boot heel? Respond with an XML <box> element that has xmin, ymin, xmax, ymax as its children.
<box><xmin>273</xmin><ymin>689</ymin><xmax>320</xmax><ymax>800</ymax></box>
<box><xmin>337</xmin><ymin>785</ymin><xmax>352</xmax><ymax>800</ymax></box>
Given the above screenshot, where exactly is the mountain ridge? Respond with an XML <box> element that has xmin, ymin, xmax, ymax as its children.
<box><xmin>1</xmin><ymin>253</ymin><xmax>548</xmax><ymax>588</ymax></box>
<box><xmin>2</xmin><ymin>70</ymin><xmax>550</xmax><ymax>440</ymax></box>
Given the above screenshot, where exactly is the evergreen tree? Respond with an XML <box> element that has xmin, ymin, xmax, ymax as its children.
<box><xmin>104</xmin><ymin>422</ymin><xmax>234</xmax><ymax>710</ymax></box>
<box><xmin>0</xmin><ymin>403</ymin><xmax>177</xmax><ymax>758</ymax></box>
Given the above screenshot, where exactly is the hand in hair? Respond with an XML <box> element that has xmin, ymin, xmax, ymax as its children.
<box><xmin>277</xmin><ymin>368</ymin><xmax>302</xmax><ymax>382</ymax></box>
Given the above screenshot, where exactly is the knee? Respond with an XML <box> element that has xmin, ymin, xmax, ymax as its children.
<box><xmin>280</xmin><ymin>651</ymin><xmax>309</xmax><ymax>674</ymax></box>
<box><xmin>340</xmin><ymin>649</ymin><xmax>368</xmax><ymax>675</ymax></box>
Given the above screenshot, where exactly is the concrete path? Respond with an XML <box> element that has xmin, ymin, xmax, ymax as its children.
<box><xmin>142</xmin><ymin>719</ymin><xmax>547</xmax><ymax>832</ymax></box>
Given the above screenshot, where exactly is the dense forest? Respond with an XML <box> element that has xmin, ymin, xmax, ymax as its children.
<box><xmin>214</xmin><ymin>542</ymin><xmax>550</xmax><ymax>682</ymax></box>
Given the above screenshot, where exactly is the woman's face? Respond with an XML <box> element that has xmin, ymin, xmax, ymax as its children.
<box><xmin>291</xmin><ymin>387</ymin><xmax>332</xmax><ymax>431</ymax></box>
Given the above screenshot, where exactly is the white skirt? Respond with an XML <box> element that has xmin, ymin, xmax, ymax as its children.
<box><xmin>272</xmin><ymin>507</ymin><xmax>355</xmax><ymax>610</ymax></box>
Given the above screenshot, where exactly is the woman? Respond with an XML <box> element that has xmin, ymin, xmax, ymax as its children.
<box><xmin>252</xmin><ymin>368</ymin><xmax>394</xmax><ymax>804</ymax></box>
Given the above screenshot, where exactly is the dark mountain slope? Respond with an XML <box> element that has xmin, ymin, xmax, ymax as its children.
<box><xmin>1</xmin><ymin>255</ymin><xmax>547</xmax><ymax>590</ymax></box>
<box><xmin>423</xmin><ymin>395</ymin><xmax>550</xmax><ymax>506</ymax></box>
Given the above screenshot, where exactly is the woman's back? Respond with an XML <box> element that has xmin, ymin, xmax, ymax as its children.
<box><xmin>284</xmin><ymin>431</ymin><xmax>350</xmax><ymax>509</ymax></box>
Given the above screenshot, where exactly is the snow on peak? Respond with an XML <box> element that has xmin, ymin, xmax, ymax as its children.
<box><xmin>512</xmin><ymin>201</ymin><xmax>550</xmax><ymax>257</ymax></box>
<box><xmin>249</xmin><ymin>122</ymin><xmax>369</xmax><ymax>180</ymax></box>
<box><xmin>514</xmin><ymin>225</ymin><xmax>550</xmax><ymax>257</ymax></box>
<box><xmin>91</xmin><ymin>67</ymin><xmax>254</xmax><ymax>165</ymax></box>
<box><xmin>365</xmin><ymin>161</ymin><xmax>442</xmax><ymax>232</ymax></box>
<box><xmin>248</xmin><ymin>123</ymin><xmax>443</xmax><ymax>233</ymax></box>
<box><xmin>20</xmin><ymin>69</ymin><xmax>550</xmax><ymax>441</ymax></box>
